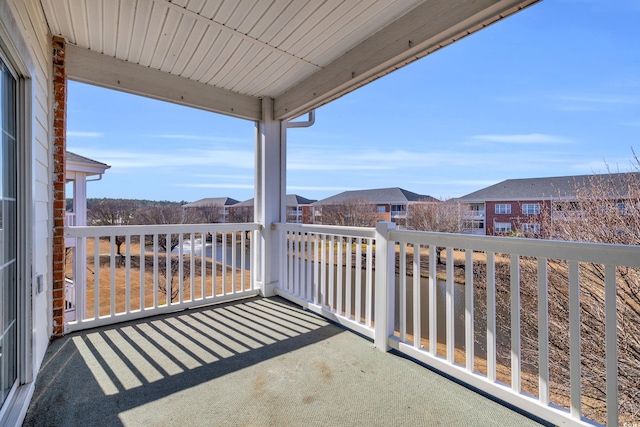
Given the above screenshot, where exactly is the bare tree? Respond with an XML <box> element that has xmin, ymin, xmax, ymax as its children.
<box><xmin>184</xmin><ymin>203</ymin><xmax>223</xmax><ymax>224</ymax></box>
<box><xmin>480</xmin><ymin>162</ymin><xmax>640</xmax><ymax>424</ymax></box>
<box><xmin>156</xmin><ymin>257</ymin><xmax>191</xmax><ymax>302</ymax></box>
<box><xmin>229</xmin><ymin>206</ymin><xmax>254</xmax><ymax>223</ymax></box>
<box><xmin>316</xmin><ymin>198</ymin><xmax>378</xmax><ymax>227</ymax></box>
<box><xmin>135</xmin><ymin>205</ymin><xmax>185</xmax><ymax>252</ymax></box>
<box><xmin>406</xmin><ymin>199</ymin><xmax>464</xmax><ymax>263</ymax></box>
<box><xmin>88</xmin><ymin>199</ymin><xmax>139</xmax><ymax>255</ymax></box>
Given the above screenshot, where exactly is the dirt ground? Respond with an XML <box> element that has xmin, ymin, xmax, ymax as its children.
<box><xmin>65</xmin><ymin>239</ymin><xmax>250</xmax><ymax>318</ymax></box>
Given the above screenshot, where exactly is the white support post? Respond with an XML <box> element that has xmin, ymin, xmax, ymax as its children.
<box><xmin>374</xmin><ymin>221</ymin><xmax>396</xmax><ymax>351</ymax></box>
<box><xmin>255</xmin><ymin>98</ymin><xmax>285</xmax><ymax>297</ymax></box>
<box><xmin>73</xmin><ymin>174</ymin><xmax>87</xmax><ymax>320</ymax></box>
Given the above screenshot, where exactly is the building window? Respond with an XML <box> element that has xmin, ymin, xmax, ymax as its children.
<box><xmin>377</xmin><ymin>206</ymin><xmax>386</xmax><ymax>214</ymax></box>
<box><xmin>469</xmin><ymin>204</ymin><xmax>484</xmax><ymax>213</ymax></box>
<box><xmin>495</xmin><ymin>204</ymin><xmax>511</xmax><ymax>214</ymax></box>
<box><xmin>494</xmin><ymin>222</ymin><xmax>512</xmax><ymax>233</ymax></box>
<box><xmin>0</xmin><ymin>58</ymin><xmax>18</xmax><ymax>406</ymax></box>
<box><xmin>617</xmin><ymin>202</ymin><xmax>627</xmax><ymax>214</ymax></box>
<box><xmin>522</xmin><ymin>203</ymin><xmax>540</xmax><ymax>215</ymax></box>
<box><xmin>521</xmin><ymin>223</ymin><xmax>540</xmax><ymax>234</ymax></box>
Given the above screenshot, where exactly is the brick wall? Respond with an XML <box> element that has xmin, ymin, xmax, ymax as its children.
<box><xmin>485</xmin><ymin>200</ymin><xmax>551</xmax><ymax>236</ymax></box>
<box><xmin>52</xmin><ymin>36</ymin><xmax>66</xmax><ymax>336</ymax></box>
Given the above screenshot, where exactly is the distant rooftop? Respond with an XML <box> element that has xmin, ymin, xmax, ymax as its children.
<box><xmin>313</xmin><ymin>187</ymin><xmax>436</xmax><ymax>206</ymax></box>
<box><xmin>459</xmin><ymin>172</ymin><xmax>640</xmax><ymax>202</ymax></box>
<box><xmin>66</xmin><ymin>151</ymin><xmax>111</xmax><ymax>175</ymax></box>
<box><xmin>182</xmin><ymin>197</ymin><xmax>240</xmax><ymax>208</ymax></box>
<box><xmin>235</xmin><ymin>194</ymin><xmax>316</xmax><ymax>208</ymax></box>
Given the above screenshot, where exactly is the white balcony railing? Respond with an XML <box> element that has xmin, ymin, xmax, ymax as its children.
<box><xmin>274</xmin><ymin>222</ymin><xmax>640</xmax><ymax>427</ymax></box>
<box><xmin>63</xmin><ymin>220</ymin><xmax>639</xmax><ymax>426</ymax></box>
<box><xmin>64</xmin><ymin>223</ymin><xmax>261</xmax><ymax>333</ymax></box>
<box><xmin>469</xmin><ymin>210</ymin><xmax>486</xmax><ymax>219</ymax></box>
<box><xmin>275</xmin><ymin>223</ymin><xmax>377</xmax><ymax>338</ymax></box>
<box><xmin>65</xmin><ymin>211</ymin><xmax>76</xmax><ymax>226</ymax></box>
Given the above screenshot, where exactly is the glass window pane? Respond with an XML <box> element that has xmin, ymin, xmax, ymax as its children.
<box><xmin>0</xmin><ymin>59</ymin><xmax>18</xmax><ymax>407</ymax></box>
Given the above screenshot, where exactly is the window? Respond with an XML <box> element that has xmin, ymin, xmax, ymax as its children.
<box><xmin>521</xmin><ymin>223</ymin><xmax>540</xmax><ymax>234</ymax></box>
<box><xmin>391</xmin><ymin>204</ymin><xmax>405</xmax><ymax>212</ymax></box>
<box><xmin>522</xmin><ymin>203</ymin><xmax>540</xmax><ymax>215</ymax></box>
<box><xmin>495</xmin><ymin>204</ymin><xmax>511</xmax><ymax>214</ymax></box>
<box><xmin>0</xmin><ymin>58</ymin><xmax>18</xmax><ymax>406</ymax></box>
<box><xmin>617</xmin><ymin>203</ymin><xmax>627</xmax><ymax>214</ymax></box>
<box><xmin>494</xmin><ymin>222</ymin><xmax>511</xmax><ymax>233</ymax></box>
<box><xmin>377</xmin><ymin>206</ymin><xmax>386</xmax><ymax>214</ymax></box>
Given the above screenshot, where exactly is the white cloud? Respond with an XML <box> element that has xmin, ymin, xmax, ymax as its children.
<box><xmin>552</xmin><ymin>94</ymin><xmax>640</xmax><ymax>112</ymax></box>
<box><xmin>193</xmin><ymin>173</ymin><xmax>253</xmax><ymax>181</ymax></box>
<box><xmin>67</xmin><ymin>131</ymin><xmax>104</xmax><ymax>137</ymax></box>
<box><xmin>151</xmin><ymin>134</ymin><xmax>249</xmax><ymax>143</ymax></box>
<box><xmin>174</xmin><ymin>183</ymin><xmax>254</xmax><ymax>189</ymax></box>
<box><xmin>287</xmin><ymin>185</ymin><xmax>356</xmax><ymax>192</ymax></box>
<box><xmin>555</xmin><ymin>94</ymin><xmax>639</xmax><ymax>105</ymax></box>
<box><xmin>472</xmin><ymin>133</ymin><xmax>573</xmax><ymax>144</ymax></box>
<box><xmin>70</xmin><ymin>147</ymin><xmax>254</xmax><ymax>169</ymax></box>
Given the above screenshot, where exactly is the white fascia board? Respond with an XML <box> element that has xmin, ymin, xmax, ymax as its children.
<box><xmin>66</xmin><ymin>161</ymin><xmax>110</xmax><ymax>176</ymax></box>
<box><xmin>274</xmin><ymin>0</ymin><xmax>539</xmax><ymax>120</ymax></box>
<box><xmin>66</xmin><ymin>44</ymin><xmax>261</xmax><ymax>121</ymax></box>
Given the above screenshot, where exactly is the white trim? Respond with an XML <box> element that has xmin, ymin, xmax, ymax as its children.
<box><xmin>0</xmin><ymin>28</ymin><xmax>35</xmax><ymax>425</ymax></box>
<box><xmin>65</xmin><ymin>44</ymin><xmax>261</xmax><ymax>121</ymax></box>
<box><xmin>521</xmin><ymin>203</ymin><xmax>541</xmax><ymax>215</ymax></box>
<box><xmin>495</xmin><ymin>203</ymin><xmax>511</xmax><ymax>214</ymax></box>
<box><xmin>274</xmin><ymin>0</ymin><xmax>539</xmax><ymax>119</ymax></box>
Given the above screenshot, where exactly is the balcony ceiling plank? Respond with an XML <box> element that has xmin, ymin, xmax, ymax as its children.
<box><xmin>41</xmin><ymin>0</ymin><xmax>537</xmax><ymax>121</ymax></box>
<box><xmin>274</xmin><ymin>0</ymin><xmax>538</xmax><ymax>120</ymax></box>
<box><xmin>66</xmin><ymin>43</ymin><xmax>262</xmax><ymax>121</ymax></box>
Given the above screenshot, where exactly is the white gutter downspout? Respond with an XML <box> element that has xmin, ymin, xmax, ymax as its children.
<box><xmin>282</xmin><ymin>110</ymin><xmax>315</xmax><ymax>223</ymax></box>
<box><xmin>285</xmin><ymin>110</ymin><xmax>315</xmax><ymax>129</ymax></box>
<box><xmin>86</xmin><ymin>174</ymin><xmax>104</xmax><ymax>182</ymax></box>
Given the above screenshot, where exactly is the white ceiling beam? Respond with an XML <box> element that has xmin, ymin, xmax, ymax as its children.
<box><xmin>274</xmin><ymin>0</ymin><xmax>539</xmax><ymax>120</ymax></box>
<box><xmin>65</xmin><ymin>43</ymin><xmax>262</xmax><ymax>121</ymax></box>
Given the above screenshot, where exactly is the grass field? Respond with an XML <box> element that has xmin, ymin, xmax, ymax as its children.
<box><xmin>66</xmin><ymin>239</ymin><xmax>251</xmax><ymax>318</ymax></box>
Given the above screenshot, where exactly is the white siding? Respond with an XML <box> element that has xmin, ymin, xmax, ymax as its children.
<box><xmin>4</xmin><ymin>0</ymin><xmax>53</xmax><ymax>373</ymax></box>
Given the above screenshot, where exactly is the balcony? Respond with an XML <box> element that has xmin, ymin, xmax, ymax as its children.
<box><xmin>391</xmin><ymin>209</ymin><xmax>407</xmax><ymax>219</ymax></box>
<box><xmin>36</xmin><ymin>221</ymin><xmax>638</xmax><ymax>426</ymax></box>
<box><xmin>24</xmin><ymin>295</ymin><xmax>549</xmax><ymax>426</ymax></box>
<box><xmin>468</xmin><ymin>209</ymin><xmax>486</xmax><ymax>220</ymax></box>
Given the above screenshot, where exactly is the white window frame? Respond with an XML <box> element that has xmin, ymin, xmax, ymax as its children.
<box><xmin>522</xmin><ymin>203</ymin><xmax>541</xmax><ymax>215</ymax></box>
<box><xmin>495</xmin><ymin>204</ymin><xmax>511</xmax><ymax>214</ymax></box>
<box><xmin>377</xmin><ymin>205</ymin><xmax>386</xmax><ymax>214</ymax></box>
<box><xmin>494</xmin><ymin>222</ymin><xmax>512</xmax><ymax>233</ymax></box>
<box><xmin>521</xmin><ymin>223</ymin><xmax>540</xmax><ymax>234</ymax></box>
<box><xmin>0</xmin><ymin>30</ymin><xmax>34</xmax><ymax>426</ymax></box>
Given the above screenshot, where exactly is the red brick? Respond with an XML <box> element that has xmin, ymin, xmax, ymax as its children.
<box><xmin>52</xmin><ymin>35</ymin><xmax>68</xmax><ymax>336</ymax></box>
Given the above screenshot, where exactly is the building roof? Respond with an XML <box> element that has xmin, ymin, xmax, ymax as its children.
<box><xmin>66</xmin><ymin>151</ymin><xmax>111</xmax><ymax>176</ymax></box>
<box><xmin>234</xmin><ymin>194</ymin><xmax>316</xmax><ymax>208</ymax></box>
<box><xmin>182</xmin><ymin>197</ymin><xmax>239</xmax><ymax>208</ymax></box>
<box><xmin>458</xmin><ymin>172</ymin><xmax>640</xmax><ymax>202</ymax></box>
<box><xmin>41</xmin><ymin>0</ymin><xmax>536</xmax><ymax>121</ymax></box>
<box><xmin>313</xmin><ymin>188</ymin><xmax>436</xmax><ymax>206</ymax></box>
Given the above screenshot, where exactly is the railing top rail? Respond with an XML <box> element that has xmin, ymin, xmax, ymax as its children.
<box><xmin>274</xmin><ymin>222</ymin><xmax>376</xmax><ymax>239</ymax></box>
<box><xmin>389</xmin><ymin>229</ymin><xmax>640</xmax><ymax>267</ymax></box>
<box><xmin>65</xmin><ymin>222</ymin><xmax>261</xmax><ymax>238</ymax></box>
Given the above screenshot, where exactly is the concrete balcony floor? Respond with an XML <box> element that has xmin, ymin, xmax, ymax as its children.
<box><xmin>23</xmin><ymin>297</ymin><xmax>547</xmax><ymax>427</ymax></box>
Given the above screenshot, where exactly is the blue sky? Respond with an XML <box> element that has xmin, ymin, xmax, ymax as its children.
<box><xmin>67</xmin><ymin>0</ymin><xmax>640</xmax><ymax>203</ymax></box>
